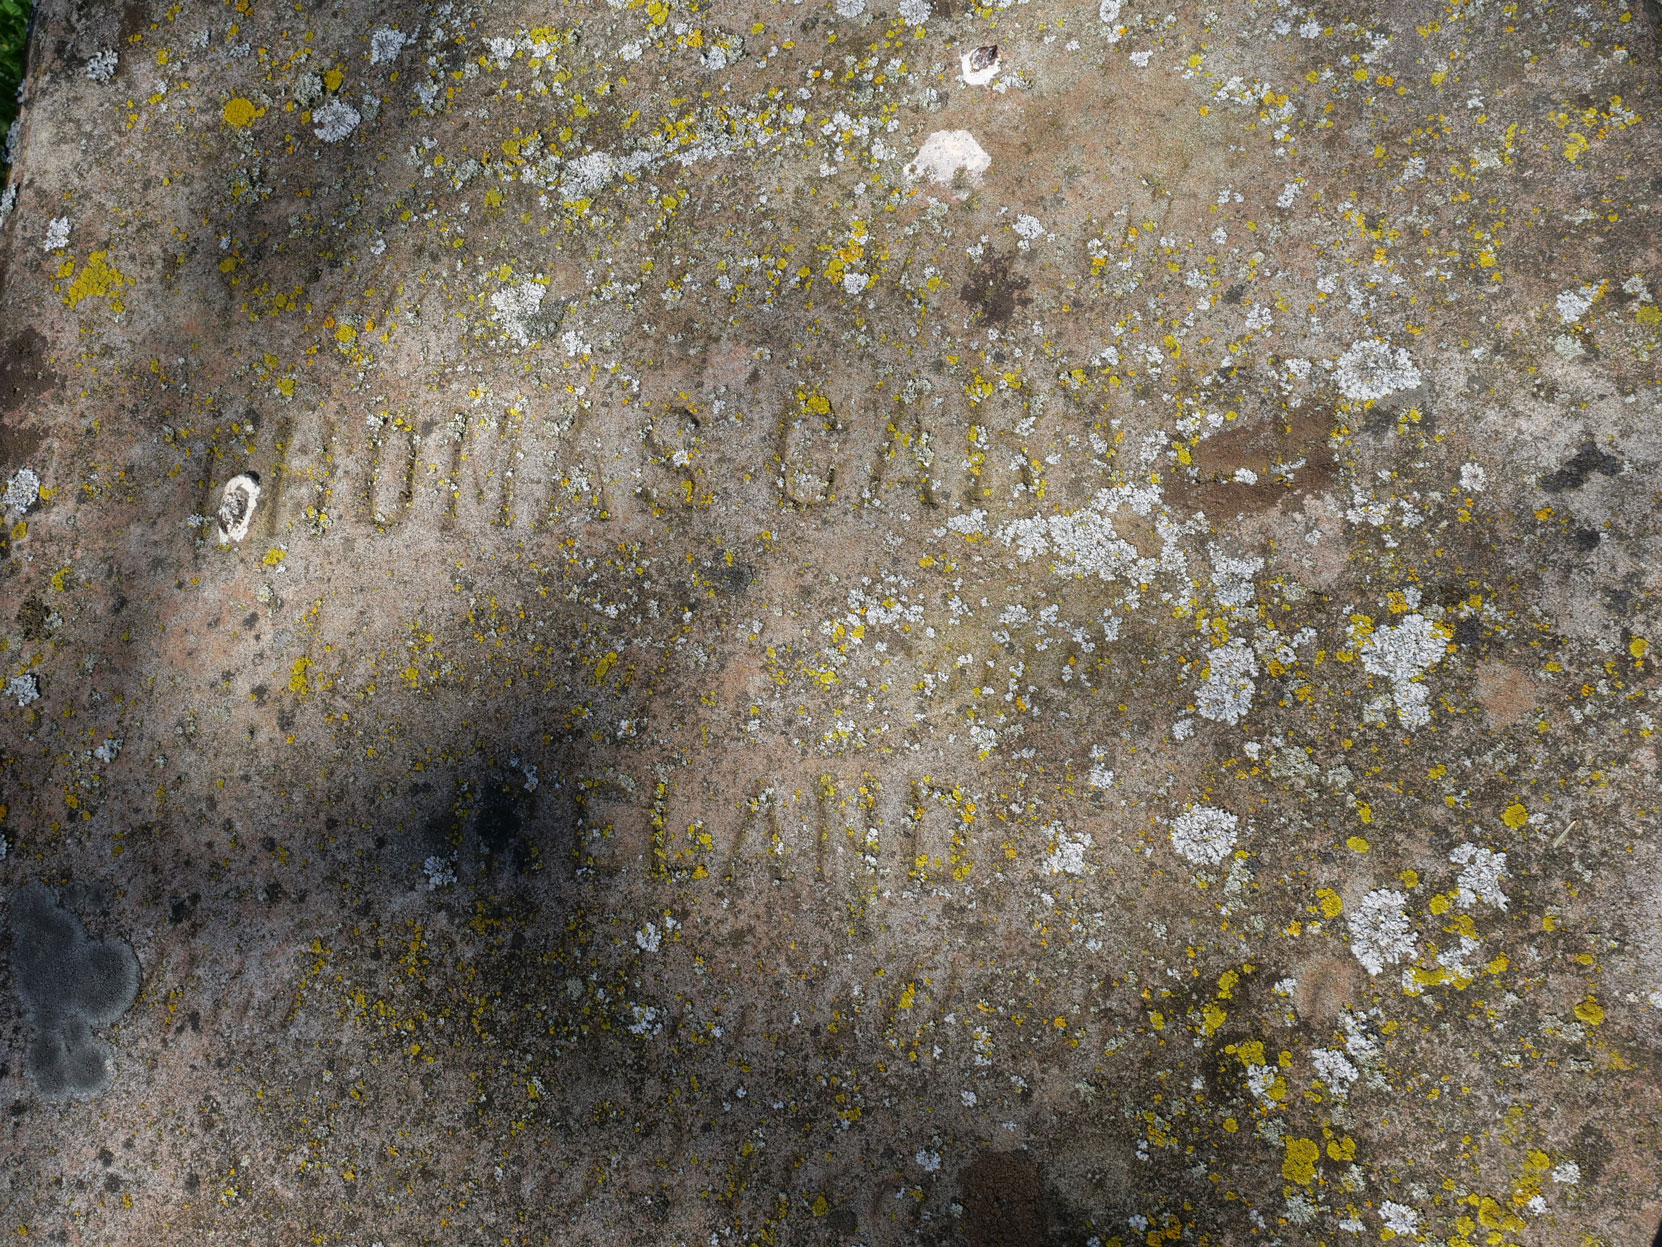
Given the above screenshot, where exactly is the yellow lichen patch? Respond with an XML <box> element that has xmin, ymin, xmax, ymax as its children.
<box><xmin>1315</xmin><ymin>888</ymin><xmax>1344</xmax><ymax>918</ymax></box>
<box><xmin>63</xmin><ymin>251</ymin><xmax>131</xmax><ymax>312</ymax></box>
<box><xmin>223</xmin><ymin>96</ymin><xmax>261</xmax><ymax>128</ymax></box>
<box><xmin>1281</xmin><ymin>1136</ymin><xmax>1319</xmax><ymax>1185</ymax></box>
<box><xmin>1574</xmin><ymin>996</ymin><xmax>1605</xmax><ymax>1026</ymax></box>
<box><xmin>288</xmin><ymin>656</ymin><xmax>313</xmax><ymax>694</ymax></box>
<box><xmin>1228</xmin><ymin>1039</ymin><xmax>1266</xmax><ymax>1066</ymax></box>
<box><xmin>1477</xmin><ymin>1196</ymin><xmax>1525</xmax><ymax>1233</ymax></box>
<box><xmin>1501</xmin><ymin>802</ymin><xmax>1529</xmax><ymax>828</ymax></box>
<box><xmin>1346</xmin><ymin>835</ymin><xmax>1370</xmax><ymax>853</ymax></box>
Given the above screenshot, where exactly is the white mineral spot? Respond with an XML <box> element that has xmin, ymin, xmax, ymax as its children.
<box><xmin>216</xmin><ymin>473</ymin><xmax>262</xmax><ymax>544</ymax></box>
<box><xmin>904</xmin><ymin>130</ymin><xmax>990</xmax><ymax>188</ymax></box>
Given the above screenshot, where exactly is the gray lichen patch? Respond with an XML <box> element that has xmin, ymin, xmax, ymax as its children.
<box><xmin>9</xmin><ymin>883</ymin><xmax>141</xmax><ymax>1098</ymax></box>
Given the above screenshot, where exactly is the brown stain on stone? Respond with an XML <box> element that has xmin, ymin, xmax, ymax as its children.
<box><xmin>1169</xmin><ymin>409</ymin><xmax>1337</xmax><ymax>517</ymax></box>
<box><xmin>959</xmin><ymin>1151</ymin><xmax>1047</xmax><ymax>1247</ymax></box>
<box><xmin>1111</xmin><ymin>510</ymin><xmax>1163</xmax><ymax>559</ymax></box>
<box><xmin>1293</xmin><ymin>955</ymin><xmax>1362</xmax><ymax>1025</ymax></box>
<box><xmin>1473</xmin><ymin>659</ymin><xmax>1537</xmax><ymax>728</ymax></box>
<box><xmin>0</xmin><ymin>328</ymin><xmax>60</xmax><ymax>425</ymax></box>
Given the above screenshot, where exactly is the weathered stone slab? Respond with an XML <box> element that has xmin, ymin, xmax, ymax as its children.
<box><xmin>2</xmin><ymin>0</ymin><xmax>1661</xmax><ymax>1242</ymax></box>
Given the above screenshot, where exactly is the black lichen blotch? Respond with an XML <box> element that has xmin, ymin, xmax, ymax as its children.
<box><xmin>9</xmin><ymin>883</ymin><xmax>141</xmax><ymax>1098</ymax></box>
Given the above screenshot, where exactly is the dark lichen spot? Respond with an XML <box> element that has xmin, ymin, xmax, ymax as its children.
<box><xmin>167</xmin><ymin>892</ymin><xmax>199</xmax><ymax>924</ymax></box>
<box><xmin>9</xmin><ymin>883</ymin><xmax>141</xmax><ymax>1098</ymax></box>
<box><xmin>958</xmin><ymin>253</ymin><xmax>1031</xmax><ymax>327</ymax></box>
<box><xmin>16</xmin><ymin>593</ymin><xmax>49</xmax><ymax>641</ymax></box>
<box><xmin>1539</xmin><ymin>441</ymin><xmax>1621</xmax><ymax>493</ymax></box>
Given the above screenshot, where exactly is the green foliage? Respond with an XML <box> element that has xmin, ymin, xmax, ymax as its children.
<box><xmin>0</xmin><ymin>0</ymin><xmax>31</xmax><ymax>169</ymax></box>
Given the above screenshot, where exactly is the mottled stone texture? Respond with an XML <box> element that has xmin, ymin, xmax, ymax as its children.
<box><xmin>1</xmin><ymin>0</ymin><xmax>1661</xmax><ymax>1243</ymax></box>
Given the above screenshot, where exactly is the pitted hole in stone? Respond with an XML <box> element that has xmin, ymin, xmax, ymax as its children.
<box><xmin>216</xmin><ymin>472</ymin><xmax>262</xmax><ymax>544</ymax></box>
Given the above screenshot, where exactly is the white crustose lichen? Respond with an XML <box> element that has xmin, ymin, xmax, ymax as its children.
<box><xmin>1169</xmin><ymin>805</ymin><xmax>1240</xmax><ymax>866</ymax></box>
<box><xmin>1348</xmin><ymin>888</ymin><xmax>1416</xmax><ymax>975</ymax></box>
